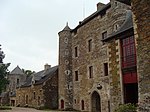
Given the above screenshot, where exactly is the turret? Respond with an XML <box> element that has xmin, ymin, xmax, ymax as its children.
<box><xmin>58</xmin><ymin>23</ymin><xmax>73</xmax><ymax>110</ymax></box>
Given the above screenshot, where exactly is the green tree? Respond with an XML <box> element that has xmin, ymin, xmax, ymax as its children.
<box><xmin>0</xmin><ymin>63</ymin><xmax>10</xmax><ymax>94</ymax></box>
<box><xmin>22</xmin><ymin>69</ymin><xmax>35</xmax><ymax>77</ymax></box>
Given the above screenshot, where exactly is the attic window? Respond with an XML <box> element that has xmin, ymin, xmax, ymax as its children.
<box><xmin>114</xmin><ymin>24</ymin><xmax>119</xmax><ymax>32</ymax></box>
<box><xmin>102</xmin><ymin>31</ymin><xmax>107</xmax><ymax>39</ymax></box>
<box><xmin>114</xmin><ymin>1</ymin><xmax>118</xmax><ymax>7</ymax></box>
<box><xmin>73</xmin><ymin>29</ymin><xmax>77</xmax><ymax>35</ymax></box>
<box><xmin>101</xmin><ymin>11</ymin><xmax>106</xmax><ymax>18</ymax></box>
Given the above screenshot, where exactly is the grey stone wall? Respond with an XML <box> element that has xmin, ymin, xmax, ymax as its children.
<box><xmin>58</xmin><ymin>26</ymin><xmax>73</xmax><ymax>110</ymax></box>
<box><xmin>58</xmin><ymin>1</ymin><xmax>130</xmax><ymax>111</ymax></box>
<box><xmin>131</xmin><ymin>0</ymin><xmax>150</xmax><ymax>111</ymax></box>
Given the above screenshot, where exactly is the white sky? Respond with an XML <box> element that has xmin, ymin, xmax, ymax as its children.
<box><xmin>0</xmin><ymin>0</ymin><xmax>109</xmax><ymax>72</ymax></box>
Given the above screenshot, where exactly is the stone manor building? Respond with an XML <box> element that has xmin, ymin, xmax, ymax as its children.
<box><xmin>58</xmin><ymin>0</ymin><xmax>143</xmax><ymax>112</ymax></box>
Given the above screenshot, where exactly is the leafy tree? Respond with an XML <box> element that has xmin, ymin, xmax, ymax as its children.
<box><xmin>0</xmin><ymin>45</ymin><xmax>10</xmax><ymax>94</ymax></box>
<box><xmin>0</xmin><ymin>63</ymin><xmax>10</xmax><ymax>94</ymax></box>
<box><xmin>22</xmin><ymin>69</ymin><xmax>35</xmax><ymax>77</ymax></box>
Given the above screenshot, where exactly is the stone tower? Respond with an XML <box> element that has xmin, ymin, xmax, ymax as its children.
<box><xmin>58</xmin><ymin>23</ymin><xmax>73</xmax><ymax>110</ymax></box>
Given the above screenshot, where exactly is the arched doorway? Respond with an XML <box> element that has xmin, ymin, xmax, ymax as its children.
<box><xmin>60</xmin><ymin>99</ymin><xmax>64</xmax><ymax>109</ymax></box>
<box><xmin>91</xmin><ymin>91</ymin><xmax>101</xmax><ymax>112</ymax></box>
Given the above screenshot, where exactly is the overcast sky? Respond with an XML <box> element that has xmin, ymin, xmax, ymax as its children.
<box><xmin>0</xmin><ymin>0</ymin><xmax>109</xmax><ymax>72</ymax></box>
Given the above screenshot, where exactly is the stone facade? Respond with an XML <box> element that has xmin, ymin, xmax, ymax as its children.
<box><xmin>7</xmin><ymin>66</ymin><xmax>26</xmax><ymax>106</ymax></box>
<box><xmin>16</xmin><ymin>65</ymin><xmax>58</xmax><ymax>109</ymax></box>
<box><xmin>117</xmin><ymin>0</ymin><xmax>150</xmax><ymax>111</ymax></box>
<box><xmin>58</xmin><ymin>1</ymin><xmax>130</xmax><ymax>112</ymax></box>
<box><xmin>131</xmin><ymin>0</ymin><xmax>150</xmax><ymax>111</ymax></box>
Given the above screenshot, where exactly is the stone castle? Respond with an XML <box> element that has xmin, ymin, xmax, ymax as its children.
<box><xmin>58</xmin><ymin>0</ymin><xmax>150</xmax><ymax>111</ymax></box>
<box><xmin>0</xmin><ymin>0</ymin><xmax>149</xmax><ymax>112</ymax></box>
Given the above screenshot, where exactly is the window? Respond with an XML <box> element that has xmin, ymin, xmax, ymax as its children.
<box><xmin>101</xmin><ymin>11</ymin><xmax>106</xmax><ymax>18</ymax></box>
<box><xmin>88</xmin><ymin>39</ymin><xmax>92</xmax><ymax>52</ymax></box>
<box><xmin>74</xmin><ymin>99</ymin><xmax>77</xmax><ymax>104</ymax></box>
<box><xmin>81</xmin><ymin>100</ymin><xmax>85</xmax><ymax>110</ymax></box>
<box><xmin>89</xmin><ymin>66</ymin><xmax>93</xmax><ymax>78</ymax></box>
<box><xmin>104</xmin><ymin>63</ymin><xmax>108</xmax><ymax>76</ymax></box>
<box><xmin>102</xmin><ymin>31</ymin><xmax>107</xmax><ymax>40</ymax></box>
<box><xmin>33</xmin><ymin>92</ymin><xmax>36</xmax><ymax>99</ymax></box>
<box><xmin>114</xmin><ymin>24</ymin><xmax>119</xmax><ymax>32</ymax></box>
<box><xmin>17</xmin><ymin>78</ymin><xmax>19</xmax><ymax>85</ymax></box>
<box><xmin>74</xmin><ymin>29</ymin><xmax>77</xmax><ymax>35</ymax></box>
<box><xmin>75</xmin><ymin>46</ymin><xmax>78</xmax><ymax>57</ymax></box>
<box><xmin>114</xmin><ymin>1</ymin><xmax>118</xmax><ymax>7</ymax></box>
<box><xmin>75</xmin><ymin>71</ymin><xmax>79</xmax><ymax>81</ymax></box>
<box><xmin>26</xmin><ymin>95</ymin><xmax>28</xmax><ymax>104</ymax></box>
<box><xmin>121</xmin><ymin>36</ymin><xmax>136</xmax><ymax>67</ymax></box>
<box><xmin>108</xmin><ymin>100</ymin><xmax>111</xmax><ymax>112</ymax></box>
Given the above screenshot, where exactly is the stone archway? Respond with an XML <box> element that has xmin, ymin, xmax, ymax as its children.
<box><xmin>91</xmin><ymin>91</ymin><xmax>101</xmax><ymax>112</ymax></box>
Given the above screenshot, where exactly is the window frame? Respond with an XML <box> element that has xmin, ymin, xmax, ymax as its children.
<box><xmin>88</xmin><ymin>39</ymin><xmax>92</xmax><ymax>52</ymax></box>
<box><xmin>104</xmin><ymin>63</ymin><xmax>108</xmax><ymax>76</ymax></box>
<box><xmin>75</xmin><ymin>70</ymin><xmax>79</xmax><ymax>81</ymax></box>
<box><xmin>102</xmin><ymin>31</ymin><xmax>107</xmax><ymax>40</ymax></box>
<box><xmin>75</xmin><ymin>46</ymin><xmax>78</xmax><ymax>57</ymax></box>
<box><xmin>89</xmin><ymin>66</ymin><xmax>93</xmax><ymax>78</ymax></box>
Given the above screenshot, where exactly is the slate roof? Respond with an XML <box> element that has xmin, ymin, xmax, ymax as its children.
<box><xmin>71</xmin><ymin>2</ymin><xmax>111</xmax><ymax>32</ymax></box>
<box><xmin>10</xmin><ymin>66</ymin><xmax>24</xmax><ymax>75</ymax></box>
<box><xmin>20</xmin><ymin>75</ymin><xmax>32</xmax><ymax>87</ymax></box>
<box><xmin>102</xmin><ymin>10</ymin><xmax>133</xmax><ymax>41</ymax></box>
<box><xmin>0</xmin><ymin>92</ymin><xmax>8</xmax><ymax>98</ymax></box>
<box><xmin>20</xmin><ymin>66</ymin><xmax>58</xmax><ymax>88</ymax></box>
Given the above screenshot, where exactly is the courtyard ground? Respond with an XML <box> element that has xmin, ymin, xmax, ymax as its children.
<box><xmin>0</xmin><ymin>107</ymin><xmax>77</xmax><ymax>112</ymax></box>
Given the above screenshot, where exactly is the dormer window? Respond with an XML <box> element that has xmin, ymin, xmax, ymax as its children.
<box><xmin>114</xmin><ymin>24</ymin><xmax>119</xmax><ymax>32</ymax></box>
<box><xmin>102</xmin><ymin>31</ymin><xmax>107</xmax><ymax>40</ymax></box>
<box><xmin>101</xmin><ymin>11</ymin><xmax>106</xmax><ymax>18</ymax></box>
<box><xmin>73</xmin><ymin>29</ymin><xmax>77</xmax><ymax>35</ymax></box>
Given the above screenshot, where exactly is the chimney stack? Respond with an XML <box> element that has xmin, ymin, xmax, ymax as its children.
<box><xmin>97</xmin><ymin>2</ymin><xmax>106</xmax><ymax>11</ymax></box>
<box><xmin>44</xmin><ymin>63</ymin><xmax>51</xmax><ymax>70</ymax></box>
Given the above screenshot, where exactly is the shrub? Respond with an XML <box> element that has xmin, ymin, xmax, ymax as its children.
<box><xmin>114</xmin><ymin>103</ymin><xmax>137</xmax><ymax>112</ymax></box>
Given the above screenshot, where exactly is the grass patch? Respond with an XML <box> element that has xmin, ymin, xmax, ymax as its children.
<box><xmin>0</xmin><ymin>106</ymin><xmax>12</xmax><ymax>110</ymax></box>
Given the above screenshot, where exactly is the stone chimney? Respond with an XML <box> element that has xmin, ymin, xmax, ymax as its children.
<box><xmin>97</xmin><ymin>2</ymin><xmax>106</xmax><ymax>11</ymax></box>
<box><xmin>44</xmin><ymin>63</ymin><xmax>51</xmax><ymax>70</ymax></box>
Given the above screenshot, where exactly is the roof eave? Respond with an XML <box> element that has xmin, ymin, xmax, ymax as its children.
<box><xmin>102</xmin><ymin>27</ymin><xmax>133</xmax><ymax>42</ymax></box>
<box><xmin>116</xmin><ymin>0</ymin><xmax>131</xmax><ymax>5</ymax></box>
<box><xmin>71</xmin><ymin>3</ymin><xmax>111</xmax><ymax>32</ymax></box>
